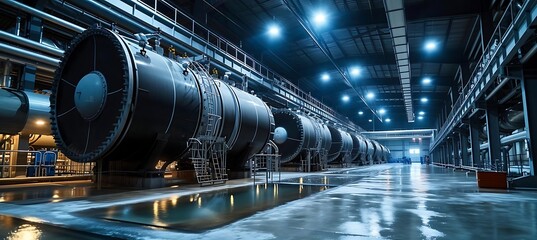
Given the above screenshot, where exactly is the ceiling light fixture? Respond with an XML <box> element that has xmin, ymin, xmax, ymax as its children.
<box><xmin>420</xmin><ymin>97</ymin><xmax>428</xmax><ymax>103</ymax></box>
<box><xmin>267</xmin><ymin>24</ymin><xmax>281</xmax><ymax>37</ymax></box>
<box><xmin>350</xmin><ymin>67</ymin><xmax>361</xmax><ymax>77</ymax></box>
<box><xmin>321</xmin><ymin>73</ymin><xmax>330</xmax><ymax>82</ymax></box>
<box><xmin>366</xmin><ymin>92</ymin><xmax>375</xmax><ymax>100</ymax></box>
<box><xmin>422</xmin><ymin>77</ymin><xmax>431</xmax><ymax>84</ymax></box>
<box><xmin>379</xmin><ymin>108</ymin><xmax>386</xmax><ymax>114</ymax></box>
<box><xmin>313</xmin><ymin>11</ymin><xmax>327</xmax><ymax>26</ymax></box>
<box><xmin>425</xmin><ymin>41</ymin><xmax>437</xmax><ymax>51</ymax></box>
<box><xmin>342</xmin><ymin>95</ymin><xmax>350</xmax><ymax>102</ymax></box>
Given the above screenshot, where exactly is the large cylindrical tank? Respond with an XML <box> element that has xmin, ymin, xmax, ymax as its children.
<box><xmin>349</xmin><ymin>134</ymin><xmax>361</xmax><ymax>162</ymax></box>
<box><xmin>326</xmin><ymin>125</ymin><xmax>343</xmax><ymax>162</ymax></box>
<box><xmin>352</xmin><ymin>134</ymin><xmax>368</xmax><ymax>162</ymax></box>
<box><xmin>271</xmin><ymin>109</ymin><xmax>331</xmax><ymax>163</ymax></box>
<box><xmin>381</xmin><ymin>145</ymin><xmax>391</xmax><ymax>162</ymax></box>
<box><xmin>336</xmin><ymin>130</ymin><xmax>353</xmax><ymax>163</ymax></box>
<box><xmin>315</xmin><ymin>119</ymin><xmax>332</xmax><ymax>154</ymax></box>
<box><xmin>364</xmin><ymin>138</ymin><xmax>375</xmax><ymax>162</ymax></box>
<box><xmin>0</xmin><ymin>88</ymin><xmax>51</xmax><ymax>135</ymax></box>
<box><xmin>217</xmin><ymin>81</ymin><xmax>275</xmax><ymax>169</ymax></box>
<box><xmin>50</xmin><ymin>28</ymin><xmax>273</xmax><ymax>171</ymax></box>
<box><xmin>371</xmin><ymin>140</ymin><xmax>383</xmax><ymax>162</ymax></box>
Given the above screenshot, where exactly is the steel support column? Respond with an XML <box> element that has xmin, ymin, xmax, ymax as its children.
<box><xmin>442</xmin><ymin>144</ymin><xmax>448</xmax><ymax>165</ymax></box>
<box><xmin>469</xmin><ymin>119</ymin><xmax>480</xmax><ymax>167</ymax></box>
<box><xmin>486</xmin><ymin>102</ymin><xmax>502</xmax><ymax>171</ymax></box>
<box><xmin>511</xmin><ymin>67</ymin><xmax>537</xmax><ymax>188</ymax></box>
<box><xmin>22</xmin><ymin>65</ymin><xmax>36</xmax><ymax>91</ymax></box>
<box><xmin>460</xmin><ymin>131</ymin><xmax>470</xmax><ymax>166</ymax></box>
<box><xmin>438</xmin><ymin>144</ymin><xmax>444</xmax><ymax>164</ymax></box>
<box><xmin>452</xmin><ymin>134</ymin><xmax>460</xmax><ymax>166</ymax></box>
<box><xmin>15</xmin><ymin>134</ymin><xmax>29</xmax><ymax>177</ymax></box>
<box><xmin>447</xmin><ymin>139</ymin><xmax>453</xmax><ymax>165</ymax></box>
<box><xmin>522</xmin><ymin>76</ymin><xmax>537</xmax><ymax>175</ymax></box>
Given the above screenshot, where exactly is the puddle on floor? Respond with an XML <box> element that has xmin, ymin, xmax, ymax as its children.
<box><xmin>79</xmin><ymin>183</ymin><xmax>331</xmax><ymax>232</ymax></box>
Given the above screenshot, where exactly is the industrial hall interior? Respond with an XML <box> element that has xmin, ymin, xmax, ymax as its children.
<box><xmin>1</xmin><ymin>0</ymin><xmax>537</xmax><ymax>239</ymax></box>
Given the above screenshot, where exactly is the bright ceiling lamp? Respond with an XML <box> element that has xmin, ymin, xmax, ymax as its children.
<box><xmin>313</xmin><ymin>10</ymin><xmax>327</xmax><ymax>26</ymax></box>
<box><xmin>321</xmin><ymin>73</ymin><xmax>330</xmax><ymax>82</ymax></box>
<box><xmin>350</xmin><ymin>67</ymin><xmax>361</xmax><ymax>77</ymax></box>
<box><xmin>424</xmin><ymin>41</ymin><xmax>437</xmax><ymax>51</ymax></box>
<box><xmin>267</xmin><ymin>24</ymin><xmax>281</xmax><ymax>38</ymax></box>
<box><xmin>378</xmin><ymin>108</ymin><xmax>386</xmax><ymax>114</ymax></box>
<box><xmin>422</xmin><ymin>77</ymin><xmax>431</xmax><ymax>84</ymax></box>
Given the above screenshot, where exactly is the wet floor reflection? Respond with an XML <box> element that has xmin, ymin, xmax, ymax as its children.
<box><xmin>280</xmin><ymin>174</ymin><xmax>365</xmax><ymax>186</ymax></box>
<box><xmin>0</xmin><ymin>215</ymin><xmax>116</xmax><ymax>240</ymax></box>
<box><xmin>0</xmin><ymin>181</ymin><xmax>121</xmax><ymax>204</ymax></box>
<box><xmin>81</xmin><ymin>183</ymin><xmax>330</xmax><ymax>232</ymax></box>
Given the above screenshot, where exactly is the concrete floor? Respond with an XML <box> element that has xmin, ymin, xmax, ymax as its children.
<box><xmin>1</xmin><ymin>164</ymin><xmax>537</xmax><ymax>239</ymax></box>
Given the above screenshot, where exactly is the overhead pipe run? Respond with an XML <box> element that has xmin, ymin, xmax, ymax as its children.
<box><xmin>473</xmin><ymin>130</ymin><xmax>528</xmax><ymax>151</ymax></box>
<box><xmin>3</xmin><ymin>0</ymin><xmax>85</xmax><ymax>33</ymax></box>
<box><xmin>485</xmin><ymin>77</ymin><xmax>514</xmax><ymax>102</ymax></box>
<box><xmin>520</xmin><ymin>42</ymin><xmax>537</xmax><ymax>64</ymax></box>
<box><xmin>362</xmin><ymin>129</ymin><xmax>436</xmax><ymax>140</ymax></box>
<box><xmin>0</xmin><ymin>30</ymin><xmax>64</xmax><ymax>57</ymax></box>
<box><xmin>0</xmin><ymin>88</ymin><xmax>51</xmax><ymax>135</ymax></box>
<box><xmin>383</xmin><ymin>0</ymin><xmax>414</xmax><ymax>122</ymax></box>
<box><xmin>0</xmin><ymin>43</ymin><xmax>60</xmax><ymax>69</ymax></box>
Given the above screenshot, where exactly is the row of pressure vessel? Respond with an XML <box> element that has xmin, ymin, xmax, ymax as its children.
<box><xmin>40</xmin><ymin>28</ymin><xmax>389</xmax><ymax>172</ymax></box>
<box><xmin>272</xmin><ymin>109</ymin><xmax>390</xmax><ymax>165</ymax></box>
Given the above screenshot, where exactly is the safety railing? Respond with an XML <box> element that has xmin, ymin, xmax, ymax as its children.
<box><xmin>0</xmin><ymin>150</ymin><xmax>56</xmax><ymax>178</ymax></box>
<box><xmin>55</xmin><ymin>158</ymin><xmax>94</xmax><ymax>176</ymax></box>
<box><xmin>431</xmin><ymin>0</ymin><xmax>535</xmax><ymax>150</ymax></box>
<box><xmin>0</xmin><ymin>150</ymin><xmax>93</xmax><ymax>178</ymax></box>
<box><xmin>507</xmin><ymin>153</ymin><xmax>531</xmax><ymax>176</ymax></box>
<box><xmin>112</xmin><ymin>0</ymin><xmax>363</xmax><ymax>132</ymax></box>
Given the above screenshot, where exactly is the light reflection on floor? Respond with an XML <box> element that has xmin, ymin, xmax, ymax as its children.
<box><xmin>0</xmin><ymin>215</ymin><xmax>114</xmax><ymax>240</ymax></box>
<box><xmin>0</xmin><ymin>164</ymin><xmax>536</xmax><ymax>239</ymax></box>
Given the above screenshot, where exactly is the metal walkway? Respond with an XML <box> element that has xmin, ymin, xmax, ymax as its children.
<box><xmin>430</xmin><ymin>0</ymin><xmax>537</xmax><ymax>151</ymax></box>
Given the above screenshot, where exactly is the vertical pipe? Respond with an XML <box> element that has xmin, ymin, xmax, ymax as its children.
<box><xmin>1</xmin><ymin>61</ymin><xmax>12</xmax><ymax>88</ymax></box>
<box><xmin>15</xmin><ymin>16</ymin><xmax>21</xmax><ymax>36</ymax></box>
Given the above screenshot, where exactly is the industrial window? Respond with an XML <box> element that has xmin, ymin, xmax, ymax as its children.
<box><xmin>409</xmin><ymin>148</ymin><xmax>420</xmax><ymax>154</ymax></box>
